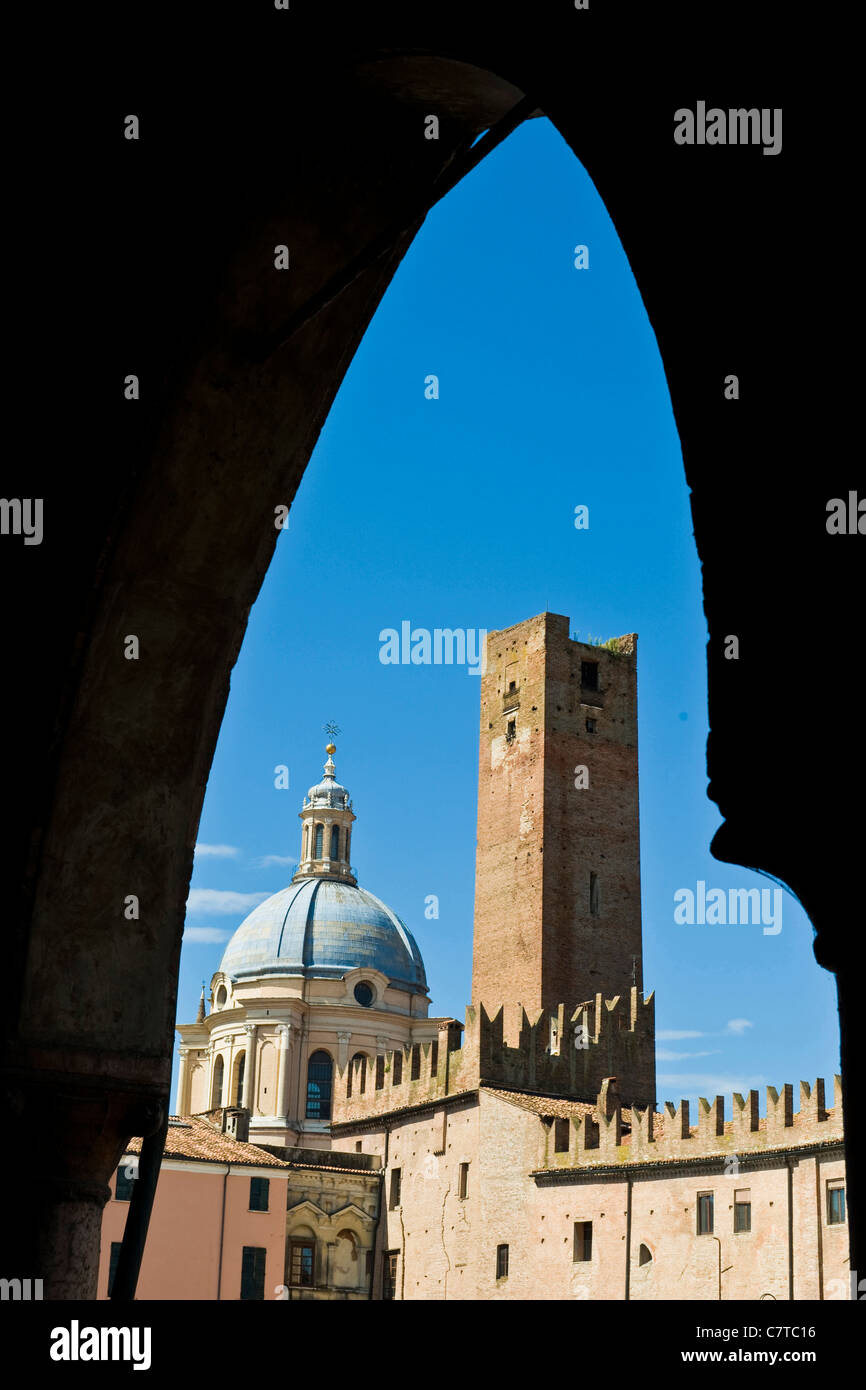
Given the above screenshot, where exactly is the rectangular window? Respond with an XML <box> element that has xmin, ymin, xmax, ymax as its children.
<box><xmin>585</xmin><ymin>717</ymin><xmax>596</xmax><ymax>733</ymax></box>
<box><xmin>393</xmin><ymin>1050</ymin><xmax>403</xmax><ymax>1085</ymax></box>
<box><xmin>249</xmin><ymin>1176</ymin><xmax>269</xmax><ymax>1212</ymax></box>
<box><xmin>573</xmin><ymin>1220</ymin><xmax>592</xmax><ymax>1262</ymax></box>
<box><xmin>827</xmin><ymin>1182</ymin><xmax>846</xmax><ymax>1225</ymax></box>
<box><xmin>107</xmin><ymin>1241</ymin><xmax>123</xmax><ymax>1296</ymax></box>
<box><xmin>365</xmin><ymin>1250</ymin><xmax>373</xmax><ymax>1277</ymax></box>
<box><xmin>410</xmin><ymin>1045</ymin><xmax>421</xmax><ymax>1080</ymax></box>
<box><xmin>375</xmin><ymin>1055</ymin><xmax>385</xmax><ymax>1090</ymax></box>
<box><xmin>114</xmin><ymin>1163</ymin><xmax>137</xmax><ymax>1201</ymax></box>
<box><xmin>495</xmin><ymin>1244</ymin><xmax>509</xmax><ymax>1280</ymax></box>
<box><xmin>554</xmin><ymin>1118</ymin><xmax>570</xmax><ymax>1153</ymax></box>
<box><xmin>355</xmin><ymin>1140</ymin><xmax>363</xmax><ymax>1153</ymax></box>
<box><xmin>506</xmin><ymin>718</ymin><xmax>516</xmax><ymax>743</ymax></box>
<box><xmin>458</xmin><ymin>1162</ymin><xmax>469</xmax><ymax>1200</ymax></box>
<box><xmin>389</xmin><ymin>1168</ymin><xmax>401</xmax><ymax>1210</ymax></box>
<box><xmin>734</xmin><ymin>1189</ymin><xmax>751</xmax><ymax>1232</ymax></box>
<box><xmin>589</xmin><ymin>872</ymin><xmax>600</xmax><ymax>917</ymax></box>
<box><xmin>580</xmin><ymin>660</ymin><xmax>599</xmax><ymax>690</ymax></box>
<box><xmin>697</xmin><ymin>1192</ymin><xmax>714</xmax><ymax>1235</ymax></box>
<box><xmin>288</xmin><ymin>1241</ymin><xmax>314</xmax><ymax>1288</ymax></box>
<box><xmin>240</xmin><ymin>1246</ymin><xmax>267</xmax><ymax>1300</ymax></box>
<box><xmin>383</xmin><ymin>1251</ymin><xmax>399</xmax><ymax>1300</ymax></box>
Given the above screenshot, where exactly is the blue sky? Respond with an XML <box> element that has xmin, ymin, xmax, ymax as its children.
<box><xmin>175</xmin><ymin>117</ymin><xmax>840</xmax><ymax>1116</ymax></box>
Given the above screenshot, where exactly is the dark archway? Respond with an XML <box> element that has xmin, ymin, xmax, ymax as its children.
<box><xmin>4</xmin><ymin>14</ymin><xmax>857</xmax><ymax>1298</ymax></box>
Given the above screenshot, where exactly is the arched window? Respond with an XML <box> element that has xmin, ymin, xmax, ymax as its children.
<box><xmin>235</xmin><ymin>1052</ymin><xmax>245</xmax><ymax>1106</ymax></box>
<box><xmin>346</xmin><ymin>1051</ymin><xmax>367</xmax><ymax>1099</ymax></box>
<box><xmin>215</xmin><ymin>985</ymin><xmax>227</xmax><ymax>1009</ymax></box>
<box><xmin>303</xmin><ymin>823</ymin><xmax>310</xmax><ymax>859</ymax></box>
<box><xmin>314</xmin><ymin>823</ymin><xmax>323</xmax><ymax>858</ymax></box>
<box><xmin>305</xmin><ymin>1050</ymin><xmax>332</xmax><ymax>1119</ymax></box>
<box><xmin>211</xmin><ymin>1054</ymin><xmax>224</xmax><ymax>1107</ymax></box>
<box><xmin>393</xmin><ymin>1050</ymin><xmax>403</xmax><ymax>1085</ymax></box>
<box><xmin>330</xmin><ymin>824</ymin><xmax>340</xmax><ymax>859</ymax></box>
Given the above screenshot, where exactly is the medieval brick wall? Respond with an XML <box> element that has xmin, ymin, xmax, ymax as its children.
<box><xmin>331</xmin><ymin>1078</ymin><xmax>848</xmax><ymax>1300</ymax></box>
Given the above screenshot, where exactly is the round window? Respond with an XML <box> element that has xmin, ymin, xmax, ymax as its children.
<box><xmin>353</xmin><ymin>981</ymin><xmax>374</xmax><ymax>1007</ymax></box>
<box><xmin>216</xmin><ymin>985</ymin><xmax>227</xmax><ymax>1008</ymax></box>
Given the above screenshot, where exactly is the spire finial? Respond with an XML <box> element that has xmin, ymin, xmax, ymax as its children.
<box><xmin>323</xmin><ymin>722</ymin><xmax>341</xmax><ymax>774</ymax></box>
<box><xmin>196</xmin><ymin>981</ymin><xmax>206</xmax><ymax>1023</ymax></box>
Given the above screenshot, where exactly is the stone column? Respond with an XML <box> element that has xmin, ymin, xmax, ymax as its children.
<box><xmin>176</xmin><ymin>1046</ymin><xmax>191</xmax><ymax>1115</ymax></box>
<box><xmin>243</xmin><ymin>1023</ymin><xmax>258</xmax><ymax>1112</ymax></box>
<box><xmin>225</xmin><ymin>1034</ymin><xmax>236</xmax><ymax>1108</ymax></box>
<box><xmin>276</xmin><ymin>1024</ymin><xmax>293</xmax><ymax>1118</ymax></box>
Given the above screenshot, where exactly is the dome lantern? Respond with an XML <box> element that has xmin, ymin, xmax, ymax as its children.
<box><xmin>294</xmin><ymin>744</ymin><xmax>357</xmax><ymax>885</ymax></box>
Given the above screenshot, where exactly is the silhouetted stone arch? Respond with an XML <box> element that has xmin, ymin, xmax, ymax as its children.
<box><xmin>3</xmin><ymin>17</ymin><xmax>859</xmax><ymax>1299</ymax></box>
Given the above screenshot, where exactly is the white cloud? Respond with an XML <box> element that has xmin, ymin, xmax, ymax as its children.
<box><xmin>656</xmin><ymin>1049</ymin><xmax>720</xmax><ymax>1061</ymax></box>
<box><xmin>726</xmin><ymin>1018</ymin><xmax>754</xmax><ymax>1035</ymax></box>
<box><xmin>657</xmin><ymin>1073</ymin><xmax>766</xmax><ymax>1099</ymax></box>
<box><xmin>184</xmin><ymin>927</ymin><xmax>231</xmax><ymax>944</ymax></box>
<box><xmin>194</xmin><ymin>843</ymin><xmax>240</xmax><ymax>858</ymax></box>
<box><xmin>656</xmin><ymin>1029</ymin><xmax>705</xmax><ymax>1040</ymax></box>
<box><xmin>186</xmin><ymin>889</ymin><xmax>270</xmax><ymax>915</ymax></box>
<box><xmin>256</xmin><ymin>854</ymin><xmax>297</xmax><ymax>868</ymax></box>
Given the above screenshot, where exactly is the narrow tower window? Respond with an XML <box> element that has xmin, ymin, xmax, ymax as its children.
<box><xmin>589</xmin><ymin>872</ymin><xmax>600</xmax><ymax>916</ymax></box>
<box><xmin>506</xmin><ymin>718</ymin><xmax>516</xmax><ymax>743</ymax></box>
<box><xmin>314</xmin><ymin>823</ymin><xmax>323</xmax><ymax>858</ymax></box>
<box><xmin>389</xmin><ymin>1168</ymin><xmax>401</xmax><ymax>1209</ymax></box>
<box><xmin>580</xmin><ymin>660</ymin><xmax>599</xmax><ymax>690</ymax></box>
<box><xmin>330</xmin><ymin>824</ymin><xmax>340</xmax><ymax>859</ymax></box>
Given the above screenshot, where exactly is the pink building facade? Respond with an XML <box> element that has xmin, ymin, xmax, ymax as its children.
<box><xmin>98</xmin><ymin>1116</ymin><xmax>289</xmax><ymax>1300</ymax></box>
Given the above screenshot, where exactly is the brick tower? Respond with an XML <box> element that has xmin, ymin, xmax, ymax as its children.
<box><xmin>471</xmin><ymin>612</ymin><xmax>645</xmax><ymax>1021</ymax></box>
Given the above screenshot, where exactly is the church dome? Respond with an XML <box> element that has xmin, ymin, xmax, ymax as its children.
<box><xmin>218</xmin><ymin>877</ymin><xmax>429</xmax><ymax>995</ymax></box>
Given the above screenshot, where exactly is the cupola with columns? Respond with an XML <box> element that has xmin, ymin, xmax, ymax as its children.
<box><xmin>293</xmin><ymin>744</ymin><xmax>357</xmax><ymax>884</ymax></box>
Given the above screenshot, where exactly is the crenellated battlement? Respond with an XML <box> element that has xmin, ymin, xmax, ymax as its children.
<box><xmin>331</xmin><ymin>991</ymin><xmax>656</xmax><ymax>1127</ymax></box>
<box><xmin>536</xmin><ymin>1075</ymin><xmax>844</xmax><ymax>1170</ymax></box>
<box><xmin>474</xmin><ymin>990</ymin><xmax>655</xmax><ymax>1107</ymax></box>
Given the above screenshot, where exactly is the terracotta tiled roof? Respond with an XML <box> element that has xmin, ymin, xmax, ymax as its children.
<box><xmin>123</xmin><ymin>1116</ymin><xmax>289</xmax><ymax>1169</ymax></box>
<box><xmin>483</xmin><ymin>1087</ymin><xmax>597</xmax><ymax>1120</ymax></box>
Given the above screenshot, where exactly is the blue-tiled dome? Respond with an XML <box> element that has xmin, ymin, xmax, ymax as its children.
<box><xmin>218</xmin><ymin>877</ymin><xmax>428</xmax><ymax>995</ymax></box>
